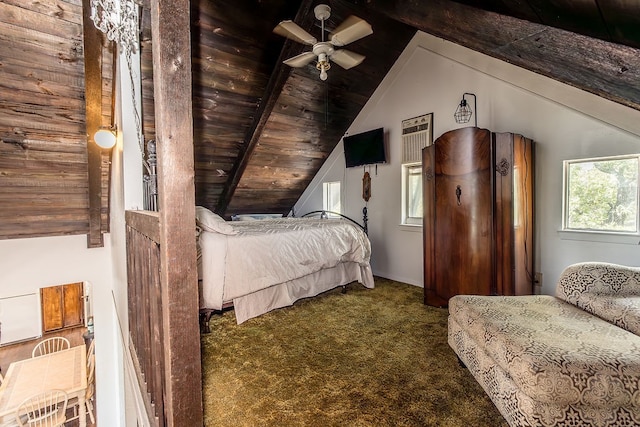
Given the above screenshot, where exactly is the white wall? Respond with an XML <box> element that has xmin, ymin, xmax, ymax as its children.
<box><xmin>295</xmin><ymin>31</ymin><xmax>640</xmax><ymax>294</ymax></box>
<box><xmin>0</xmin><ymin>234</ymin><xmax>120</xmax><ymax>424</ymax></box>
<box><xmin>110</xmin><ymin>40</ymin><xmax>148</xmax><ymax>426</ymax></box>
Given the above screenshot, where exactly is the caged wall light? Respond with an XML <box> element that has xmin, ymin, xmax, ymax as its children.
<box><xmin>454</xmin><ymin>92</ymin><xmax>477</xmax><ymax>127</ymax></box>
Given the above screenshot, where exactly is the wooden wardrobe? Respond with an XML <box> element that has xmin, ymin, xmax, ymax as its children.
<box><xmin>422</xmin><ymin>127</ymin><xmax>534</xmax><ymax>307</ymax></box>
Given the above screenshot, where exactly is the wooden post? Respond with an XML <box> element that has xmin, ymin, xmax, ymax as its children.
<box><xmin>149</xmin><ymin>0</ymin><xmax>203</xmax><ymax>425</ymax></box>
<box><xmin>81</xmin><ymin>0</ymin><xmax>104</xmax><ymax>248</ymax></box>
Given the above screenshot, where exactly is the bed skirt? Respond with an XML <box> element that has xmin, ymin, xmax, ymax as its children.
<box><xmin>231</xmin><ymin>262</ymin><xmax>374</xmax><ymax>324</ymax></box>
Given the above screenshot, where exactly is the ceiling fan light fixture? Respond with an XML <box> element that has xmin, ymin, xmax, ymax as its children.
<box><xmin>316</xmin><ymin>61</ymin><xmax>330</xmax><ymax>81</ymax></box>
<box><xmin>274</xmin><ymin>4</ymin><xmax>372</xmax><ymax>81</ymax></box>
<box><xmin>315</xmin><ymin>51</ymin><xmax>331</xmax><ymax>81</ymax></box>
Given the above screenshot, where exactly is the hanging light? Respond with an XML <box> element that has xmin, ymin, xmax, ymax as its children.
<box><xmin>90</xmin><ymin>0</ymin><xmax>140</xmax><ymax>55</ymax></box>
<box><xmin>454</xmin><ymin>92</ymin><xmax>477</xmax><ymax>127</ymax></box>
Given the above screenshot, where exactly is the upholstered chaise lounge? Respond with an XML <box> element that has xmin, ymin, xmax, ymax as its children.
<box><xmin>448</xmin><ymin>262</ymin><xmax>640</xmax><ymax>426</ymax></box>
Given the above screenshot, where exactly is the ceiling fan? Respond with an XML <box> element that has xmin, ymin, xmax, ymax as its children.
<box><xmin>273</xmin><ymin>4</ymin><xmax>373</xmax><ymax>81</ymax></box>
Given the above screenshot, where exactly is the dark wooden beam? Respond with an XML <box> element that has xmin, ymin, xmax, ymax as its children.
<box><xmin>216</xmin><ymin>0</ymin><xmax>317</xmax><ymax>216</ymax></box>
<box><xmin>354</xmin><ymin>0</ymin><xmax>640</xmax><ymax>111</ymax></box>
<box><xmin>149</xmin><ymin>0</ymin><xmax>203</xmax><ymax>425</ymax></box>
<box><xmin>81</xmin><ymin>0</ymin><xmax>104</xmax><ymax>248</ymax></box>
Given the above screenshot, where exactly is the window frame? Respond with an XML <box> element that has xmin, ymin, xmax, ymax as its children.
<box><xmin>322</xmin><ymin>181</ymin><xmax>342</xmax><ymax>217</ymax></box>
<box><xmin>562</xmin><ymin>153</ymin><xmax>640</xmax><ymax>236</ymax></box>
<box><xmin>402</xmin><ymin>162</ymin><xmax>423</xmax><ymax>226</ymax></box>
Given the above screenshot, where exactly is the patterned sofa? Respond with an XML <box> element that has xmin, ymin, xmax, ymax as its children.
<box><xmin>448</xmin><ymin>262</ymin><xmax>640</xmax><ymax>426</ymax></box>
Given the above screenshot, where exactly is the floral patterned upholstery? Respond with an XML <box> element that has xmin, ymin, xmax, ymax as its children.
<box><xmin>448</xmin><ymin>262</ymin><xmax>640</xmax><ymax>427</ymax></box>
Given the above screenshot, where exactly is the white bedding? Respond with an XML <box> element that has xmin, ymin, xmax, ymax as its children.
<box><xmin>198</xmin><ymin>217</ymin><xmax>374</xmax><ymax>323</ymax></box>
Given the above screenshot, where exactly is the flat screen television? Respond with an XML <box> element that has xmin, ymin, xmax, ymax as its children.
<box><xmin>343</xmin><ymin>128</ymin><xmax>386</xmax><ymax>168</ymax></box>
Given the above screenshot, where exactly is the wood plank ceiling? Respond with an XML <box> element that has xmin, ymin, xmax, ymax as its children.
<box><xmin>3</xmin><ymin>0</ymin><xmax>640</xmax><ymax>240</ymax></box>
<box><xmin>139</xmin><ymin>0</ymin><xmax>640</xmax><ymax>219</ymax></box>
<box><xmin>141</xmin><ymin>0</ymin><xmax>416</xmax><ymax>217</ymax></box>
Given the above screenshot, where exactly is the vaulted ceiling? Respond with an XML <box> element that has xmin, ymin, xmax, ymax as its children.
<box><xmin>140</xmin><ymin>0</ymin><xmax>417</xmax><ymax>217</ymax></box>
<box><xmin>140</xmin><ymin>0</ymin><xmax>640</xmax><ymax>218</ymax></box>
<box><xmin>3</xmin><ymin>0</ymin><xmax>640</xmax><ymax>241</ymax></box>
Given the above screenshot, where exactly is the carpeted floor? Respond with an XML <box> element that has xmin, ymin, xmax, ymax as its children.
<box><xmin>201</xmin><ymin>277</ymin><xmax>509</xmax><ymax>427</ymax></box>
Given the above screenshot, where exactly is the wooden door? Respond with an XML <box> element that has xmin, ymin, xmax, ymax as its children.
<box><xmin>41</xmin><ymin>282</ymin><xmax>84</xmax><ymax>332</ymax></box>
<box><xmin>62</xmin><ymin>282</ymin><xmax>83</xmax><ymax>327</ymax></box>
<box><xmin>41</xmin><ymin>286</ymin><xmax>64</xmax><ymax>331</ymax></box>
<box><xmin>423</xmin><ymin>144</ymin><xmax>437</xmax><ymax>304</ymax></box>
<box><xmin>424</xmin><ymin>127</ymin><xmax>493</xmax><ymax>306</ymax></box>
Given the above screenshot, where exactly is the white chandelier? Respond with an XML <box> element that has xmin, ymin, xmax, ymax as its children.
<box><xmin>90</xmin><ymin>0</ymin><xmax>147</xmax><ymax>173</ymax></box>
<box><xmin>90</xmin><ymin>0</ymin><xmax>140</xmax><ymax>54</ymax></box>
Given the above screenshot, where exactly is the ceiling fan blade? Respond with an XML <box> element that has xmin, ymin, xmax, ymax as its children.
<box><xmin>330</xmin><ymin>49</ymin><xmax>365</xmax><ymax>70</ymax></box>
<box><xmin>329</xmin><ymin>16</ymin><xmax>373</xmax><ymax>47</ymax></box>
<box><xmin>283</xmin><ymin>52</ymin><xmax>317</xmax><ymax>68</ymax></box>
<box><xmin>273</xmin><ymin>20</ymin><xmax>317</xmax><ymax>45</ymax></box>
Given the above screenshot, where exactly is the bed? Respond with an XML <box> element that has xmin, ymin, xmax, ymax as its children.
<box><xmin>196</xmin><ymin>207</ymin><xmax>374</xmax><ymax>327</ymax></box>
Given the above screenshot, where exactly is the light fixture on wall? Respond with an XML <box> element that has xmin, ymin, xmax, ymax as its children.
<box><xmin>93</xmin><ymin>43</ymin><xmax>119</xmax><ymax>150</ymax></box>
<box><xmin>94</xmin><ymin>127</ymin><xmax>117</xmax><ymax>149</ymax></box>
<box><xmin>454</xmin><ymin>92</ymin><xmax>477</xmax><ymax>127</ymax></box>
<box><xmin>90</xmin><ymin>0</ymin><xmax>144</xmax><ymax>155</ymax></box>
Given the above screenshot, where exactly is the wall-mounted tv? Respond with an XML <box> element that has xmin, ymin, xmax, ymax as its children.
<box><xmin>343</xmin><ymin>127</ymin><xmax>386</xmax><ymax>168</ymax></box>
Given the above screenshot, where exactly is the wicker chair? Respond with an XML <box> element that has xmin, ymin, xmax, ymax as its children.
<box><xmin>31</xmin><ymin>337</ymin><xmax>70</xmax><ymax>358</ymax></box>
<box><xmin>15</xmin><ymin>389</ymin><xmax>68</xmax><ymax>427</ymax></box>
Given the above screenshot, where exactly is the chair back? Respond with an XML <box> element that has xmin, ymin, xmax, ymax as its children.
<box><xmin>86</xmin><ymin>352</ymin><xmax>96</xmax><ymax>400</ymax></box>
<box><xmin>15</xmin><ymin>389</ymin><xmax>68</xmax><ymax>427</ymax></box>
<box><xmin>86</xmin><ymin>339</ymin><xmax>95</xmax><ymax>359</ymax></box>
<box><xmin>31</xmin><ymin>337</ymin><xmax>70</xmax><ymax>358</ymax></box>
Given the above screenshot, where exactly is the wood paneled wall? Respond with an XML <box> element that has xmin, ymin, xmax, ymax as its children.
<box><xmin>0</xmin><ymin>0</ymin><xmax>111</xmax><ymax>240</ymax></box>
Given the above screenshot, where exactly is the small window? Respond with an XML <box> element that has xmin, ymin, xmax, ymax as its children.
<box><xmin>563</xmin><ymin>154</ymin><xmax>639</xmax><ymax>234</ymax></box>
<box><xmin>402</xmin><ymin>163</ymin><xmax>422</xmax><ymax>225</ymax></box>
<box><xmin>323</xmin><ymin>181</ymin><xmax>341</xmax><ymax>216</ymax></box>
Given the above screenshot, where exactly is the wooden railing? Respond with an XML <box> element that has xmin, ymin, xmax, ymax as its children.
<box><xmin>125</xmin><ymin>210</ymin><xmax>165</xmax><ymax>427</ymax></box>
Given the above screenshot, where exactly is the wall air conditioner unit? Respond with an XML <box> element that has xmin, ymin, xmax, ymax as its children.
<box><xmin>401</xmin><ymin>113</ymin><xmax>433</xmax><ymax>164</ymax></box>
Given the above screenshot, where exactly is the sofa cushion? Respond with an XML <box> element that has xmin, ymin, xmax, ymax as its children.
<box><xmin>555</xmin><ymin>262</ymin><xmax>640</xmax><ymax>336</ymax></box>
<box><xmin>449</xmin><ymin>315</ymin><xmax>640</xmax><ymax>426</ymax></box>
<box><xmin>449</xmin><ymin>294</ymin><xmax>640</xmax><ymax>408</ymax></box>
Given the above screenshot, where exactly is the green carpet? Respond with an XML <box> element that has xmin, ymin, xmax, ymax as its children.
<box><xmin>201</xmin><ymin>277</ymin><xmax>508</xmax><ymax>427</ymax></box>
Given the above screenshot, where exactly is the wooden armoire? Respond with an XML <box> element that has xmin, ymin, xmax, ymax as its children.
<box><xmin>422</xmin><ymin>127</ymin><xmax>534</xmax><ymax>307</ymax></box>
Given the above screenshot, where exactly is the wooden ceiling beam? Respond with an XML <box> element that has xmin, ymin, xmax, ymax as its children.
<box><xmin>81</xmin><ymin>0</ymin><xmax>104</xmax><ymax>248</ymax></box>
<box><xmin>216</xmin><ymin>0</ymin><xmax>317</xmax><ymax>216</ymax></box>
<box><xmin>350</xmin><ymin>0</ymin><xmax>640</xmax><ymax>111</ymax></box>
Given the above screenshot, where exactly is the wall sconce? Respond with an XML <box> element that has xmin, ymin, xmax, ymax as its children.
<box><xmin>454</xmin><ymin>92</ymin><xmax>477</xmax><ymax>127</ymax></box>
<box><xmin>94</xmin><ymin>127</ymin><xmax>117</xmax><ymax>149</ymax></box>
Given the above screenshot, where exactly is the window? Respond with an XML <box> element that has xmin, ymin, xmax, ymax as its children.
<box><xmin>323</xmin><ymin>181</ymin><xmax>341</xmax><ymax>215</ymax></box>
<box><xmin>402</xmin><ymin>163</ymin><xmax>422</xmax><ymax>225</ymax></box>
<box><xmin>563</xmin><ymin>154</ymin><xmax>639</xmax><ymax>234</ymax></box>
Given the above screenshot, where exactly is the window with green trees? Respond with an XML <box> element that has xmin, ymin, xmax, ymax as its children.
<box><xmin>563</xmin><ymin>154</ymin><xmax>639</xmax><ymax>233</ymax></box>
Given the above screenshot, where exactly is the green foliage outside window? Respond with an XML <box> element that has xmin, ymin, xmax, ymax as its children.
<box><xmin>565</xmin><ymin>156</ymin><xmax>639</xmax><ymax>232</ymax></box>
<box><xmin>407</xmin><ymin>165</ymin><xmax>422</xmax><ymax>219</ymax></box>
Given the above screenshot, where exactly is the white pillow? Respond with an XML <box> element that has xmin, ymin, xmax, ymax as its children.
<box><xmin>195</xmin><ymin>206</ymin><xmax>237</xmax><ymax>235</ymax></box>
